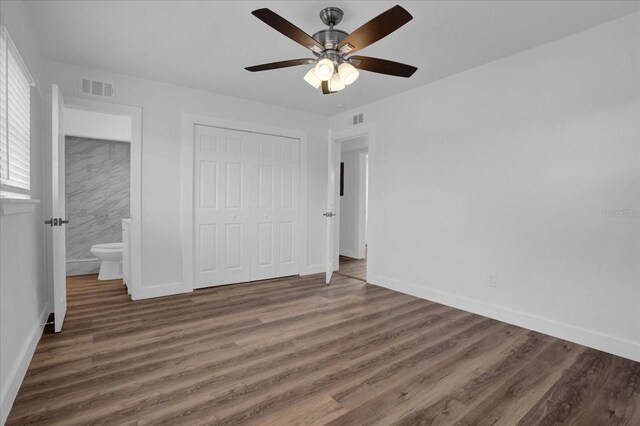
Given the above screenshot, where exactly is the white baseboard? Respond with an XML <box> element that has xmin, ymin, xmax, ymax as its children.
<box><xmin>66</xmin><ymin>258</ymin><xmax>100</xmax><ymax>276</ymax></box>
<box><xmin>1</xmin><ymin>304</ymin><xmax>49</xmax><ymax>425</ymax></box>
<box><xmin>370</xmin><ymin>273</ymin><xmax>640</xmax><ymax>363</ymax></box>
<box><xmin>132</xmin><ymin>282</ymin><xmax>192</xmax><ymax>300</ymax></box>
<box><xmin>133</xmin><ymin>264</ymin><xmax>327</xmax><ymax>299</ymax></box>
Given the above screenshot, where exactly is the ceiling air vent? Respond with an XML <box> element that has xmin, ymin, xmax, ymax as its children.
<box><xmin>351</xmin><ymin>112</ymin><xmax>364</xmax><ymax>126</ymax></box>
<box><xmin>79</xmin><ymin>77</ymin><xmax>115</xmax><ymax>99</ymax></box>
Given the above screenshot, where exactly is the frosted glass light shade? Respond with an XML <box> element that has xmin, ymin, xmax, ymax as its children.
<box><xmin>328</xmin><ymin>73</ymin><xmax>345</xmax><ymax>92</ymax></box>
<box><xmin>304</xmin><ymin>68</ymin><xmax>321</xmax><ymax>88</ymax></box>
<box><xmin>338</xmin><ymin>62</ymin><xmax>359</xmax><ymax>85</ymax></box>
<box><xmin>314</xmin><ymin>59</ymin><xmax>335</xmax><ymax>81</ymax></box>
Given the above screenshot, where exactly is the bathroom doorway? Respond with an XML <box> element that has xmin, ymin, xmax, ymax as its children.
<box><xmin>64</xmin><ymin>115</ymin><xmax>131</xmax><ymax>276</ymax></box>
<box><xmin>60</xmin><ymin>97</ymin><xmax>142</xmax><ymax>298</ymax></box>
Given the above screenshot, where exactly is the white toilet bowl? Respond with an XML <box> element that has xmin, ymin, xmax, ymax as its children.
<box><xmin>90</xmin><ymin>242</ymin><xmax>123</xmax><ymax>280</ymax></box>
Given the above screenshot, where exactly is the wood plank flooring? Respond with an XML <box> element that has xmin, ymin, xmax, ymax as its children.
<box><xmin>7</xmin><ymin>260</ymin><xmax>640</xmax><ymax>425</ymax></box>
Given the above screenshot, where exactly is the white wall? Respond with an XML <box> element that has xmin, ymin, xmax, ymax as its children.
<box><xmin>44</xmin><ymin>60</ymin><xmax>329</xmax><ymax>296</ymax></box>
<box><xmin>0</xmin><ymin>1</ymin><xmax>48</xmax><ymax>423</ymax></box>
<box><xmin>64</xmin><ymin>108</ymin><xmax>132</xmax><ymax>142</ymax></box>
<box><xmin>331</xmin><ymin>13</ymin><xmax>640</xmax><ymax>361</ymax></box>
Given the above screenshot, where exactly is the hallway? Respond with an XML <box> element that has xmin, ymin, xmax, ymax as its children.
<box><xmin>336</xmin><ymin>256</ymin><xmax>366</xmax><ymax>282</ymax></box>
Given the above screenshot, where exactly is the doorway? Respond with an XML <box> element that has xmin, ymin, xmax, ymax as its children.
<box><xmin>46</xmin><ymin>86</ymin><xmax>142</xmax><ymax>332</ymax></box>
<box><xmin>326</xmin><ymin>124</ymin><xmax>374</xmax><ymax>284</ymax></box>
<box><xmin>336</xmin><ymin>138</ymin><xmax>368</xmax><ymax>282</ymax></box>
<box><xmin>64</xmin><ymin>109</ymin><xmax>132</xmax><ymax>286</ymax></box>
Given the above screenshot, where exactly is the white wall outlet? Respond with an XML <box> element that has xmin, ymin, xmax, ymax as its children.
<box><xmin>488</xmin><ymin>272</ymin><xmax>498</xmax><ymax>288</ymax></box>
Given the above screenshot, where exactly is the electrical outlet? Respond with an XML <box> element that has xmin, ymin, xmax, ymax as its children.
<box><xmin>488</xmin><ymin>273</ymin><xmax>498</xmax><ymax>288</ymax></box>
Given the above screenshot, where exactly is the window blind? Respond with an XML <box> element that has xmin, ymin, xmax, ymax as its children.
<box><xmin>1</xmin><ymin>26</ymin><xmax>35</xmax><ymax>198</ymax></box>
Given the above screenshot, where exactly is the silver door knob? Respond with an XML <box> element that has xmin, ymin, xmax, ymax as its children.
<box><xmin>323</xmin><ymin>212</ymin><xmax>336</xmax><ymax>218</ymax></box>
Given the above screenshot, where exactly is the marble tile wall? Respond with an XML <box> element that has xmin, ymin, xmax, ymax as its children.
<box><xmin>65</xmin><ymin>136</ymin><xmax>130</xmax><ymax>275</ymax></box>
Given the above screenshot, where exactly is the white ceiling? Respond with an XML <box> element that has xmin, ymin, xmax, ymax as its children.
<box><xmin>24</xmin><ymin>0</ymin><xmax>640</xmax><ymax>116</ymax></box>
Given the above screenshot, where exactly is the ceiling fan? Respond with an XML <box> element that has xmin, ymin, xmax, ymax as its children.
<box><xmin>245</xmin><ymin>5</ymin><xmax>418</xmax><ymax>94</ymax></box>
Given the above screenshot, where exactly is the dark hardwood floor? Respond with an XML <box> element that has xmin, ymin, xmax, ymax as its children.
<box><xmin>7</xmin><ymin>260</ymin><xmax>640</xmax><ymax>425</ymax></box>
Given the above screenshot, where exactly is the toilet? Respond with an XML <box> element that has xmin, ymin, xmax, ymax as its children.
<box><xmin>90</xmin><ymin>242</ymin><xmax>123</xmax><ymax>280</ymax></box>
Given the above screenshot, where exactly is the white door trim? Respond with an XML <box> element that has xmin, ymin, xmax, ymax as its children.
<box><xmin>63</xmin><ymin>96</ymin><xmax>143</xmax><ymax>298</ymax></box>
<box><xmin>329</xmin><ymin>123</ymin><xmax>375</xmax><ymax>281</ymax></box>
<box><xmin>181</xmin><ymin>114</ymin><xmax>309</xmax><ymax>291</ymax></box>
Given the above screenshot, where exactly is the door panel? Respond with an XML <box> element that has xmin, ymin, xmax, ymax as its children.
<box><xmin>225</xmin><ymin>223</ymin><xmax>243</xmax><ymax>270</ymax></box>
<box><xmin>199</xmin><ymin>224</ymin><xmax>217</xmax><ymax>273</ymax></box>
<box><xmin>226</xmin><ymin>137</ymin><xmax>242</xmax><ymax>153</ymax></box>
<box><xmin>258</xmin><ymin>166</ymin><xmax>274</xmax><ymax>208</ymax></box>
<box><xmin>252</xmin><ymin>134</ymin><xmax>278</xmax><ymax>280</ymax></box>
<box><xmin>276</xmin><ymin>137</ymin><xmax>300</xmax><ymax>277</ymax></box>
<box><xmin>199</xmin><ymin>161</ymin><xmax>217</xmax><ymax>208</ymax></box>
<box><xmin>280</xmin><ymin>167</ymin><xmax>294</xmax><ymax>209</ymax></box>
<box><xmin>279</xmin><ymin>221</ymin><xmax>294</xmax><ymax>264</ymax></box>
<box><xmin>51</xmin><ymin>84</ymin><xmax>67</xmax><ymax>332</ymax></box>
<box><xmin>225</xmin><ymin>163</ymin><xmax>243</xmax><ymax>209</ymax></box>
<box><xmin>194</xmin><ymin>126</ymin><xmax>299</xmax><ymax>288</ymax></box>
<box><xmin>200</xmin><ymin>134</ymin><xmax>217</xmax><ymax>151</ymax></box>
<box><xmin>258</xmin><ymin>222</ymin><xmax>274</xmax><ymax>266</ymax></box>
<box><xmin>259</xmin><ymin>140</ymin><xmax>275</xmax><ymax>159</ymax></box>
<box><xmin>326</xmin><ymin>138</ymin><xmax>340</xmax><ymax>283</ymax></box>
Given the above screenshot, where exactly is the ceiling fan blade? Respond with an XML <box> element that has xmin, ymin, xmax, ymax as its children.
<box><xmin>338</xmin><ymin>6</ymin><xmax>413</xmax><ymax>53</ymax></box>
<box><xmin>350</xmin><ymin>56</ymin><xmax>417</xmax><ymax>78</ymax></box>
<box><xmin>252</xmin><ymin>9</ymin><xmax>324</xmax><ymax>52</ymax></box>
<box><xmin>245</xmin><ymin>58</ymin><xmax>316</xmax><ymax>72</ymax></box>
<box><xmin>338</xmin><ymin>5</ymin><xmax>412</xmax><ymax>55</ymax></box>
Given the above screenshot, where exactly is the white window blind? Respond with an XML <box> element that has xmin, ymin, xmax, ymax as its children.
<box><xmin>1</xmin><ymin>26</ymin><xmax>35</xmax><ymax>198</ymax></box>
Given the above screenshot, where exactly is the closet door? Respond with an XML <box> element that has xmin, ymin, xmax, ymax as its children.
<box><xmin>250</xmin><ymin>134</ymin><xmax>300</xmax><ymax>280</ymax></box>
<box><xmin>194</xmin><ymin>125</ymin><xmax>300</xmax><ymax>288</ymax></box>
<box><xmin>275</xmin><ymin>136</ymin><xmax>300</xmax><ymax>277</ymax></box>
<box><xmin>194</xmin><ymin>125</ymin><xmax>252</xmax><ymax>288</ymax></box>
<box><xmin>251</xmin><ymin>134</ymin><xmax>279</xmax><ymax>280</ymax></box>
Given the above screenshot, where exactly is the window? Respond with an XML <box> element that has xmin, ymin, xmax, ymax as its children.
<box><xmin>1</xmin><ymin>26</ymin><xmax>35</xmax><ymax>199</ymax></box>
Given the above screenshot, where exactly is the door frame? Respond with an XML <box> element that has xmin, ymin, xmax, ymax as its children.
<box><xmin>181</xmin><ymin>114</ymin><xmax>309</xmax><ymax>291</ymax></box>
<box><xmin>62</xmin><ymin>96</ymin><xmax>143</xmax><ymax>297</ymax></box>
<box><xmin>328</xmin><ymin>123</ymin><xmax>375</xmax><ymax>281</ymax></box>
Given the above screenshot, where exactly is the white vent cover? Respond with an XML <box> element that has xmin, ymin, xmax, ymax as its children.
<box><xmin>79</xmin><ymin>77</ymin><xmax>115</xmax><ymax>99</ymax></box>
<box><xmin>351</xmin><ymin>112</ymin><xmax>364</xmax><ymax>126</ymax></box>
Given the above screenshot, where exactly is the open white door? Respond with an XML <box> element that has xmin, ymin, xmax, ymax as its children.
<box><xmin>325</xmin><ymin>137</ymin><xmax>340</xmax><ymax>283</ymax></box>
<box><xmin>50</xmin><ymin>84</ymin><xmax>67</xmax><ymax>332</ymax></box>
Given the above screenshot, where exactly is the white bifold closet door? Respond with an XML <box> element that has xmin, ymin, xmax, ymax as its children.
<box><xmin>194</xmin><ymin>124</ymin><xmax>300</xmax><ymax>288</ymax></box>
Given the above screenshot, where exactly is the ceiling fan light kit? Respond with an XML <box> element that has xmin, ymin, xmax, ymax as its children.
<box><xmin>328</xmin><ymin>73</ymin><xmax>346</xmax><ymax>92</ymax></box>
<box><xmin>314</xmin><ymin>58</ymin><xmax>335</xmax><ymax>81</ymax></box>
<box><xmin>304</xmin><ymin>68</ymin><xmax>322</xmax><ymax>88</ymax></box>
<box><xmin>246</xmin><ymin>4</ymin><xmax>418</xmax><ymax>95</ymax></box>
<box><xmin>338</xmin><ymin>62</ymin><xmax>359</xmax><ymax>85</ymax></box>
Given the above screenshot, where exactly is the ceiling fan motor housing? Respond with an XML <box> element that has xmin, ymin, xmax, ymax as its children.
<box><xmin>312</xmin><ymin>29</ymin><xmax>348</xmax><ymax>52</ymax></box>
<box><xmin>313</xmin><ymin>7</ymin><xmax>350</xmax><ymax>63</ymax></box>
